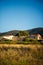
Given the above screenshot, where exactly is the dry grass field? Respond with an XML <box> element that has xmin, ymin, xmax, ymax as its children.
<box><xmin>0</xmin><ymin>44</ymin><xmax>43</xmax><ymax>65</ymax></box>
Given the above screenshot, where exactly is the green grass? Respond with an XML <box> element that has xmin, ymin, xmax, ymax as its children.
<box><xmin>0</xmin><ymin>40</ymin><xmax>42</xmax><ymax>45</ymax></box>
<box><xmin>0</xmin><ymin>44</ymin><xmax>43</xmax><ymax>65</ymax></box>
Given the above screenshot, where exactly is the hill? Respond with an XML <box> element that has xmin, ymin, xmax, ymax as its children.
<box><xmin>0</xmin><ymin>27</ymin><xmax>43</xmax><ymax>36</ymax></box>
<box><xmin>28</xmin><ymin>27</ymin><xmax>43</xmax><ymax>35</ymax></box>
<box><xmin>0</xmin><ymin>30</ymin><xmax>19</xmax><ymax>36</ymax></box>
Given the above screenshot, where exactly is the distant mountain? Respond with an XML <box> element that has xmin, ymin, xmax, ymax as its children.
<box><xmin>0</xmin><ymin>27</ymin><xmax>43</xmax><ymax>36</ymax></box>
<box><xmin>28</xmin><ymin>27</ymin><xmax>43</xmax><ymax>35</ymax></box>
<box><xmin>0</xmin><ymin>30</ymin><xmax>19</xmax><ymax>36</ymax></box>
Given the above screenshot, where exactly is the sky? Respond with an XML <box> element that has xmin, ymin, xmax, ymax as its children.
<box><xmin>0</xmin><ymin>0</ymin><xmax>43</xmax><ymax>32</ymax></box>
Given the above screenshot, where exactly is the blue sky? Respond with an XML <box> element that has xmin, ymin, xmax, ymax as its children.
<box><xmin>0</xmin><ymin>0</ymin><xmax>43</xmax><ymax>32</ymax></box>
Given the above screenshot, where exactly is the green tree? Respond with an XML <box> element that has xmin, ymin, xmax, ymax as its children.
<box><xmin>16</xmin><ymin>31</ymin><xmax>28</xmax><ymax>37</ymax></box>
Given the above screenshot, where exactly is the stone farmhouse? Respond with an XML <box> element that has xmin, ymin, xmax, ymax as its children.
<box><xmin>3</xmin><ymin>35</ymin><xmax>14</xmax><ymax>40</ymax></box>
<box><xmin>29</xmin><ymin>34</ymin><xmax>43</xmax><ymax>40</ymax></box>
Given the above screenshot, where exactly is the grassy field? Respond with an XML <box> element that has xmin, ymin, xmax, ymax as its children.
<box><xmin>0</xmin><ymin>44</ymin><xmax>43</xmax><ymax>65</ymax></box>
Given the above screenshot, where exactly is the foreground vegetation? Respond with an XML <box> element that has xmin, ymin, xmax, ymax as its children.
<box><xmin>0</xmin><ymin>44</ymin><xmax>43</xmax><ymax>65</ymax></box>
<box><xmin>0</xmin><ymin>40</ymin><xmax>43</xmax><ymax>45</ymax></box>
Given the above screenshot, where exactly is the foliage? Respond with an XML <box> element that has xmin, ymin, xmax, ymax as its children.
<box><xmin>0</xmin><ymin>39</ymin><xmax>42</xmax><ymax>44</ymax></box>
<box><xmin>16</xmin><ymin>31</ymin><xmax>28</xmax><ymax>37</ymax></box>
<box><xmin>23</xmin><ymin>37</ymin><xmax>32</xmax><ymax>41</ymax></box>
